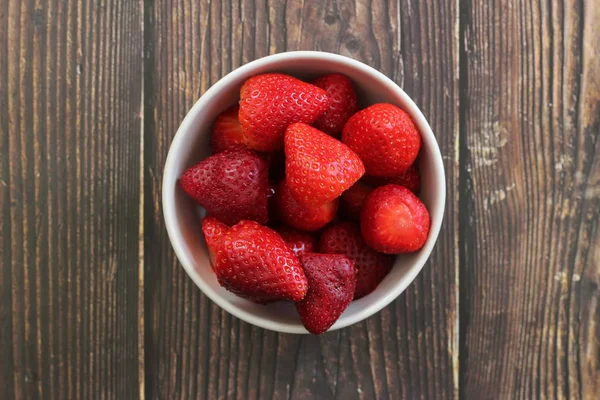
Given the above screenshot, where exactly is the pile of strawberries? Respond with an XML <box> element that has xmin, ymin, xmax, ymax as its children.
<box><xmin>180</xmin><ymin>73</ymin><xmax>430</xmax><ymax>334</ymax></box>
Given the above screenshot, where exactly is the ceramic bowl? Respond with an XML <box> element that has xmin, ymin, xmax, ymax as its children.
<box><xmin>162</xmin><ymin>51</ymin><xmax>446</xmax><ymax>333</ymax></box>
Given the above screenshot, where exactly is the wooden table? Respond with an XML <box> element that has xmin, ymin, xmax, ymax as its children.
<box><xmin>1</xmin><ymin>1</ymin><xmax>598</xmax><ymax>399</ymax></box>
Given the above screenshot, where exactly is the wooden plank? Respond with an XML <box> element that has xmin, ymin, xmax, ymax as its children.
<box><xmin>0</xmin><ymin>0</ymin><xmax>144</xmax><ymax>398</ymax></box>
<box><xmin>0</xmin><ymin>1</ymin><xmax>13</xmax><ymax>397</ymax></box>
<box><xmin>459</xmin><ymin>0</ymin><xmax>599</xmax><ymax>398</ymax></box>
<box><xmin>143</xmin><ymin>0</ymin><xmax>459</xmax><ymax>398</ymax></box>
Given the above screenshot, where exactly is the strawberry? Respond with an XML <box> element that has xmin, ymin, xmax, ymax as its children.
<box><xmin>215</xmin><ymin>220</ymin><xmax>308</xmax><ymax>303</ymax></box>
<box><xmin>363</xmin><ymin>165</ymin><xmax>421</xmax><ymax>194</ymax></box>
<box><xmin>285</xmin><ymin>123</ymin><xmax>365</xmax><ymax>208</ymax></box>
<box><xmin>339</xmin><ymin>181</ymin><xmax>373</xmax><ymax>219</ymax></box>
<box><xmin>239</xmin><ymin>73</ymin><xmax>330</xmax><ymax>152</ymax></box>
<box><xmin>210</xmin><ymin>106</ymin><xmax>246</xmax><ymax>153</ymax></box>
<box><xmin>295</xmin><ymin>253</ymin><xmax>356</xmax><ymax>334</ymax></box>
<box><xmin>275</xmin><ymin>226</ymin><xmax>317</xmax><ymax>256</ymax></box>
<box><xmin>311</xmin><ymin>74</ymin><xmax>358</xmax><ymax>136</ymax></box>
<box><xmin>320</xmin><ymin>222</ymin><xmax>394</xmax><ymax>299</ymax></box>
<box><xmin>360</xmin><ymin>185</ymin><xmax>430</xmax><ymax>254</ymax></box>
<box><xmin>201</xmin><ymin>216</ymin><xmax>229</xmax><ymax>267</ymax></box>
<box><xmin>179</xmin><ymin>149</ymin><xmax>269</xmax><ymax>226</ymax></box>
<box><xmin>274</xmin><ymin>180</ymin><xmax>338</xmax><ymax>232</ymax></box>
<box><xmin>342</xmin><ymin>103</ymin><xmax>421</xmax><ymax>177</ymax></box>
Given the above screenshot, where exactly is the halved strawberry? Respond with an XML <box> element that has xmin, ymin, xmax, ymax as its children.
<box><xmin>239</xmin><ymin>73</ymin><xmax>330</xmax><ymax>152</ymax></box>
<box><xmin>285</xmin><ymin>123</ymin><xmax>365</xmax><ymax>208</ymax></box>
<box><xmin>295</xmin><ymin>253</ymin><xmax>356</xmax><ymax>334</ymax></box>
<box><xmin>210</xmin><ymin>106</ymin><xmax>246</xmax><ymax>153</ymax></box>
<box><xmin>274</xmin><ymin>180</ymin><xmax>338</xmax><ymax>232</ymax></box>
<box><xmin>215</xmin><ymin>221</ymin><xmax>308</xmax><ymax>303</ymax></box>
<box><xmin>179</xmin><ymin>149</ymin><xmax>269</xmax><ymax>226</ymax></box>
<box><xmin>320</xmin><ymin>222</ymin><xmax>393</xmax><ymax>299</ymax></box>
<box><xmin>201</xmin><ymin>216</ymin><xmax>229</xmax><ymax>267</ymax></box>
<box><xmin>360</xmin><ymin>185</ymin><xmax>430</xmax><ymax>254</ymax></box>
<box><xmin>275</xmin><ymin>226</ymin><xmax>317</xmax><ymax>256</ymax></box>
<box><xmin>311</xmin><ymin>73</ymin><xmax>358</xmax><ymax>136</ymax></box>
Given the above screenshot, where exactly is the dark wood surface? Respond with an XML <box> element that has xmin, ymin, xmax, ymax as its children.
<box><xmin>0</xmin><ymin>0</ymin><xmax>597</xmax><ymax>399</ymax></box>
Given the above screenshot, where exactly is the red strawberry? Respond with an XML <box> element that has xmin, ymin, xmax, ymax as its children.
<box><xmin>295</xmin><ymin>253</ymin><xmax>356</xmax><ymax>334</ymax></box>
<box><xmin>215</xmin><ymin>220</ymin><xmax>308</xmax><ymax>303</ymax></box>
<box><xmin>285</xmin><ymin>123</ymin><xmax>365</xmax><ymax>208</ymax></box>
<box><xmin>274</xmin><ymin>180</ymin><xmax>338</xmax><ymax>232</ymax></box>
<box><xmin>210</xmin><ymin>106</ymin><xmax>246</xmax><ymax>153</ymax></box>
<box><xmin>179</xmin><ymin>149</ymin><xmax>269</xmax><ymax>226</ymax></box>
<box><xmin>339</xmin><ymin>181</ymin><xmax>373</xmax><ymax>219</ymax></box>
<box><xmin>342</xmin><ymin>103</ymin><xmax>421</xmax><ymax>177</ymax></box>
<box><xmin>360</xmin><ymin>185</ymin><xmax>430</xmax><ymax>254</ymax></box>
<box><xmin>363</xmin><ymin>165</ymin><xmax>421</xmax><ymax>194</ymax></box>
<box><xmin>201</xmin><ymin>216</ymin><xmax>229</xmax><ymax>267</ymax></box>
<box><xmin>320</xmin><ymin>222</ymin><xmax>393</xmax><ymax>299</ymax></box>
<box><xmin>311</xmin><ymin>74</ymin><xmax>358</xmax><ymax>136</ymax></box>
<box><xmin>239</xmin><ymin>73</ymin><xmax>330</xmax><ymax>152</ymax></box>
<box><xmin>275</xmin><ymin>226</ymin><xmax>317</xmax><ymax>256</ymax></box>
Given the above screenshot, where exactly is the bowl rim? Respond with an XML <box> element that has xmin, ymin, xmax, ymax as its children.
<box><xmin>162</xmin><ymin>50</ymin><xmax>446</xmax><ymax>334</ymax></box>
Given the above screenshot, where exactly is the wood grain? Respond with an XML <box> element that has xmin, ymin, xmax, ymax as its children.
<box><xmin>0</xmin><ymin>0</ymin><xmax>144</xmax><ymax>398</ymax></box>
<box><xmin>2</xmin><ymin>0</ymin><xmax>597</xmax><ymax>398</ymax></box>
<box><xmin>143</xmin><ymin>0</ymin><xmax>459</xmax><ymax>399</ymax></box>
<box><xmin>459</xmin><ymin>0</ymin><xmax>599</xmax><ymax>398</ymax></box>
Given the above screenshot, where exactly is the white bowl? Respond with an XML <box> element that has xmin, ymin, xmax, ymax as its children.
<box><xmin>162</xmin><ymin>51</ymin><xmax>446</xmax><ymax>334</ymax></box>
